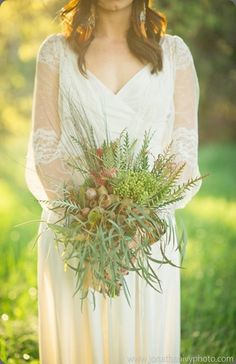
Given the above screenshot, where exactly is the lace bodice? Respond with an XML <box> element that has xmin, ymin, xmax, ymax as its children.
<box><xmin>25</xmin><ymin>32</ymin><xmax>202</xmax><ymax>212</ymax></box>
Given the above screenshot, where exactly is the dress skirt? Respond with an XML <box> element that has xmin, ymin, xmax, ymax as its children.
<box><xmin>37</xmin><ymin>209</ymin><xmax>180</xmax><ymax>364</ymax></box>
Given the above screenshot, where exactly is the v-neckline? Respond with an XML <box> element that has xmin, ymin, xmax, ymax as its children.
<box><xmin>86</xmin><ymin>63</ymin><xmax>150</xmax><ymax>97</ymax></box>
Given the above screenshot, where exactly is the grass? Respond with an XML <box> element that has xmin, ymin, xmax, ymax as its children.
<box><xmin>178</xmin><ymin>144</ymin><xmax>236</xmax><ymax>360</ymax></box>
<box><xmin>0</xmin><ymin>137</ymin><xmax>40</xmax><ymax>364</ymax></box>
<box><xmin>0</xmin><ymin>138</ymin><xmax>235</xmax><ymax>363</ymax></box>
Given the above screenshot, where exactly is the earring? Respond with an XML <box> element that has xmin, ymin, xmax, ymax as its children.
<box><xmin>140</xmin><ymin>3</ymin><xmax>146</xmax><ymax>23</ymax></box>
<box><xmin>88</xmin><ymin>3</ymin><xmax>96</xmax><ymax>29</ymax></box>
<box><xmin>139</xmin><ymin>2</ymin><xmax>147</xmax><ymax>38</ymax></box>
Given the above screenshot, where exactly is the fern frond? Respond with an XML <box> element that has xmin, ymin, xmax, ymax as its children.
<box><xmin>40</xmin><ymin>199</ymin><xmax>81</xmax><ymax>214</ymax></box>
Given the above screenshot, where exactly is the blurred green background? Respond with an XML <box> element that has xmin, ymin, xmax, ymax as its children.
<box><xmin>0</xmin><ymin>0</ymin><xmax>235</xmax><ymax>363</ymax></box>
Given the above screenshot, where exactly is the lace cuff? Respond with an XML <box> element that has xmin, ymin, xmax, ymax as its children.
<box><xmin>25</xmin><ymin>33</ymin><xmax>74</xmax><ymax>203</ymax></box>
<box><xmin>167</xmin><ymin>35</ymin><xmax>202</xmax><ymax>212</ymax></box>
<box><xmin>166</xmin><ymin>127</ymin><xmax>202</xmax><ymax>213</ymax></box>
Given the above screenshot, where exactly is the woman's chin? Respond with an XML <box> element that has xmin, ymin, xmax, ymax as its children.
<box><xmin>97</xmin><ymin>0</ymin><xmax>133</xmax><ymax>12</ymax></box>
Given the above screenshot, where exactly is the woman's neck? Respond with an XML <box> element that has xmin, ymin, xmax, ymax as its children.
<box><xmin>94</xmin><ymin>3</ymin><xmax>132</xmax><ymax>41</ymax></box>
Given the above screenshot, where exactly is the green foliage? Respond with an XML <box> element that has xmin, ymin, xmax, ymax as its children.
<box><xmin>0</xmin><ymin>138</ymin><xmax>40</xmax><ymax>363</ymax></box>
<box><xmin>0</xmin><ymin>0</ymin><xmax>64</xmax><ymax>137</ymax></box>
<box><xmin>109</xmin><ymin>134</ymin><xmax>202</xmax><ymax>208</ymax></box>
<box><xmin>155</xmin><ymin>0</ymin><xmax>236</xmax><ymax>143</ymax></box>
<box><xmin>133</xmin><ymin>129</ymin><xmax>154</xmax><ymax>171</ymax></box>
<box><xmin>1</xmin><ymin>0</ymin><xmax>235</xmax><ymax>142</ymax></box>
<box><xmin>41</xmin><ymin>198</ymin><xmax>81</xmax><ymax>214</ymax></box>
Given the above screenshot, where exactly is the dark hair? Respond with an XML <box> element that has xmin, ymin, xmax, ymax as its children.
<box><xmin>59</xmin><ymin>0</ymin><xmax>167</xmax><ymax>76</ymax></box>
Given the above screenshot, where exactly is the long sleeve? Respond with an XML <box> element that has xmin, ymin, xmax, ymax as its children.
<box><xmin>169</xmin><ymin>35</ymin><xmax>202</xmax><ymax>210</ymax></box>
<box><xmin>25</xmin><ymin>34</ymin><xmax>76</xmax><ymax>204</ymax></box>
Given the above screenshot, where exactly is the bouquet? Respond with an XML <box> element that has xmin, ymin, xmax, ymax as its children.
<box><xmin>40</xmin><ymin>109</ymin><xmax>203</xmax><ymax>311</ymax></box>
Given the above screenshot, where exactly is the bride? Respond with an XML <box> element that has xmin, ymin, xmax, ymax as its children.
<box><xmin>25</xmin><ymin>0</ymin><xmax>202</xmax><ymax>363</ymax></box>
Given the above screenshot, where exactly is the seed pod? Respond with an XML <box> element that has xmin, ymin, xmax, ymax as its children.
<box><xmin>85</xmin><ymin>187</ymin><xmax>97</xmax><ymax>200</ymax></box>
<box><xmin>81</xmin><ymin>207</ymin><xmax>90</xmax><ymax>217</ymax></box>
<box><xmin>132</xmin><ymin>207</ymin><xmax>141</xmax><ymax>215</ymax></box>
<box><xmin>108</xmin><ymin>211</ymin><xmax>116</xmax><ymax>220</ymax></box>
<box><xmin>98</xmin><ymin>194</ymin><xmax>112</xmax><ymax>208</ymax></box>
<box><xmin>106</xmin><ymin>184</ymin><xmax>113</xmax><ymax>194</ymax></box>
<box><xmin>97</xmin><ymin>185</ymin><xmax>108</xmax><ymax>196</ymax></box>
<box><xmin>76</xmin><ymin>213</ymin><xmax>86</xmax><ymax>222</ymax></box>
<box><xmin>117</xmin><ymin>213</ymin><xmax>126</xmax><ymax>225</ymax></box>
<box><xmin>89</xmin><ymin>199</ymin><xmax>98</xmax><ymax>208</ymax></box>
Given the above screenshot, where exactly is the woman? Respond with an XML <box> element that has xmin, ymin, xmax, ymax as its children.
<box><xmin>25</xmin><ymin>0</ymin><xmax>202</xmax><ymax>362</ymax></box>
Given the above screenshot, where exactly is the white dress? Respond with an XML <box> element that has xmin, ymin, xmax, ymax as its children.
<box><xmin>25</xmin><ymin>32</ymin><xmax>202</xmax><ymax>364</ymax></box>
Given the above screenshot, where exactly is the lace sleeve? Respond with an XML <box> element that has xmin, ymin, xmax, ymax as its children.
<box><xmin>167</xmin><ymin>35</ymin><xmax>202</xmax><ymax>212</ymax></box>
<box><xmin>25</xmin><ymin>34</ymin><xmax>77</xmax><ymax>204</ymax></box>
